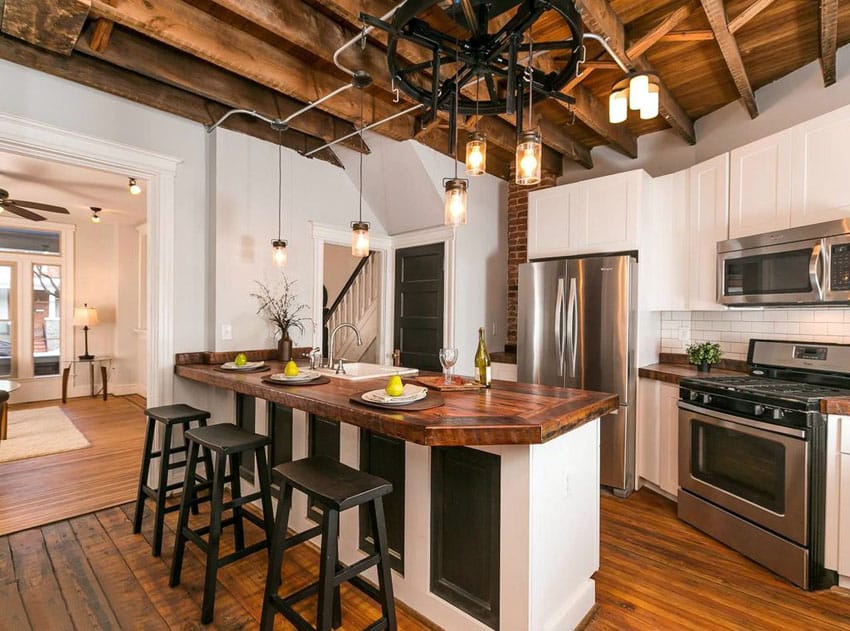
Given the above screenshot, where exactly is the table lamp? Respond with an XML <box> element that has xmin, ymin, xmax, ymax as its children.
<box><xmin>73</xmin><ymin>303</ymin><xmax>99</xmax><ymax>360</ymax></box>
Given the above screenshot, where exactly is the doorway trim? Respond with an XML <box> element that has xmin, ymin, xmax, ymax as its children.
<box><xmin>0</xmin><ymin>113</ymin><xmax>180</xmax><ymax>406</ymax></box>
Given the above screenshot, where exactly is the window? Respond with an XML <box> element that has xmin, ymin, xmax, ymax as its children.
<box><xmin>0</xmin><ymin>227</ymin><xmax>61</xmax><ymax>255</ymax></box>
<box><xmin>0</xmin><ymin>264</ymin><xmax>14</xmax><ymax>377</ymax></box>
<box><xmin>32</xmin><ymin>264</ymin><xmax>61</xmax><ymax>376</ymax></box>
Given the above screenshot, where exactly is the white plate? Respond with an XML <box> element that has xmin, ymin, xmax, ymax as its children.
<box><xmin>220</xmin><ymin>361</ymin><xmax>265</xmax><ymax>370</ymax></box>
<box><xmin>268</xmin><ymin>370</ymin><xmax>321</xmax><ymax>384</ymax></box>
<box><xmin>362</xmin><ymin>385</ymin><xmax>427</xmax><ymax>405</ymax></box>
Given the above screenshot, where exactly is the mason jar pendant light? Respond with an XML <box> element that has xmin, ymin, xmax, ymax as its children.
<box><xmin>352</xmin><ymin>88</ymin><xmax>370</xmax><ymax>257</ymax></box>
<box><xmin>465</xmin><ymin>80</ymin><xmax>486</xmax><ymax>176</ymax></box>
<box><xmin>271</xmin><ymin>131</ymin><xmax>288</xmax><ymax>268</ymax></box>
<box><xmin>516</xmin><ymin>38</ymin><xmax>542</xmax><ymax>186</ymax></box>
<box><xmin>444</xmin><ymin>59</ymin><xmax>468</xmax><ymax>226</ymax></box>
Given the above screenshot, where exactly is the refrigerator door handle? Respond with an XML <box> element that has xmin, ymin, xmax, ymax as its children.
<box><xmin>555</xmin><ymin>278</ymin><xmax>565</xmax><ymax>377</ymax></box>
<box><xmin>567</xmin><ymin>277</ymin><xmax>577</xmax><ymax>379</ymax></box>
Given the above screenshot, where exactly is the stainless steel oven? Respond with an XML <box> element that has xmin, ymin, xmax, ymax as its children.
<box><xmin>717</xmin><ymin>218</ymin><xmax>850</xmax><ymax>305</ymax></box>
<box><xmin>678</xmin><ymin>402</ymin><xmax>808</xmax><ymax>545</ymax></box>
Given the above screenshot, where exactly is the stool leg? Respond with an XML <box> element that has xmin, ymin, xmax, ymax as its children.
<box><xmin>152</xmin><ymin>423</ymin><xmax>173</xmax><ymax>557</ymax></box>
<box><xmin>198</xmin><ymin>419</ymin><xmax>215</xmax><ymax>485</ymax></box>
<box><xmin>185</xmin><ymin>422</ymin><xmax>200</xmax><ymax>516</ymax></box>
<box><xmin>260</xmin><ymin>483</ymin><xmax>292</xmax><ymax>631</ymax></box>
<box><xmin>255</xmin><ymin>447</ymin><xmax>274</xmax><ymax>540</ymax></box>
<box><xmin>169</xmin><ymin>440</ymin><xmax>199</xmax><ymax>588</ymax></box>
<box><xmin>228</xmin><ymin>454</ymin><xmax>245</xmax><ymax>552</ymax></box>
<box><xmin>370</xmin><ymin>497</ymin><xmax>398</xmax><ymax>631</ymax></box>
<box><xmin>316</xmin><ymin>508</ymin><xmax>340</xmax><ymax>631</ymax></box>
<box><xmin>201</xmin><ymin>451</ymin><xmax>227</xmax><ymax>625</ymax></box>
<box><xmin>132</xmin><ymin>417</ymin><xmax>156</xmax><ymax>534</ymax></box>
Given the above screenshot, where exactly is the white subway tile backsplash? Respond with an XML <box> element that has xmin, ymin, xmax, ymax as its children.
<box><xmin>814</xmin><ymin>310</ymin><xmax>846</xmax><ymax>323</ymax></box>
<box><xmin>773</xmin><ymin>322</ymin><xmax>800</xmax><ymax>335</ymax></box>
<box><xmin>740</xmin><ymin>310</ymin><xmax>764</xmax><ymax>322</ymax></box>
<box><xmin>788</xmin><ymin>310</ymin><xmax>815</xmax><ymax>322</ymax></box>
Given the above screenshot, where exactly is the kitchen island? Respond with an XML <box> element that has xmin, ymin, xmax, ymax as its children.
<box><xmin>176</xmin><ymin>355</ymin><xmax>618</xmax><ymax>631</ymax></box>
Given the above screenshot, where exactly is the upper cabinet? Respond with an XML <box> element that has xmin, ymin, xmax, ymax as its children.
<box><xmin>527</xmin><ymin>169</ymin><xmax>645</xmax><ymax>260</ymax></box>
<box><xmin>729</xmin><ymin>131</ymin><xmax>792</xmax><ymax>239</ymax></box>
<box><xmin>688</xmin><ymin>154</ymin><xmax>729</xmax><ymax>310</ymax></box>
<box><xmin>790</xmin><ymin>107</ymin><xmax>850</xmax><ymax>227</ymax></box>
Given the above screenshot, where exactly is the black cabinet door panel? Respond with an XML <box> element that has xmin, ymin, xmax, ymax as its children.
<box><xmin>359</xmin><ymin>430</ymin><xmax>405</xmax><ymax>573</ymax></box>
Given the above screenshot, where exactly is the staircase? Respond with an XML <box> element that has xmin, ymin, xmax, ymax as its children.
<box><xmin>325</xmin><ymin>253</ymin><xmax>380</xmax><ymax>363</ymax></box>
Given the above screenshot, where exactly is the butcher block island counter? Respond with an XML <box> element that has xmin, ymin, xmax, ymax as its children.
<box><xmin>176</xmin><ymin>353</ymin><xmax>618</xmax><ymax>631</ymax></box>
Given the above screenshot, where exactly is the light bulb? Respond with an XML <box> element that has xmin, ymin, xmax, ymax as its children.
<box><xmin>609</xmin><ymin>89</ymin><xmax>628</xmax><ymax>124</ymax></box>
<box><xmin>91</xmin><ymin>214</ymin><xmax>101</xmax><ymax>224</ymax></box>
<box><xmin>640</xmin><ymin>82</ymin><xmax>660</xmax><ymax>120</ymax></box>
<box><xmin>272</xmin><ymin>240</ymin><xmax>288</xmax><ymax>267</ymax></box>
<box><xmin>443</xmin><ymin>178</ymin><xmax>468</xmax><ymax>226</ymax></box>
<box><xmin>90</xmin><ymin>207</ymin><xmax>102</xmax><ymax>224</ymax></box>
<box><xmin>629</xmin><ymin>74</ymin><xmax>649</xmax><ymax>110</ymax></box>
<box><xmin>465</xmin><ymin>133</ymin><xmax>487</xmax><ymax>176</ymax></box>
<box><xmin>128</xmin><ymin>177</ymin><xmax>142</xmax><ymax>195</ymax></box>
<box><xmin>515</xmin><ymin>129</ymin><xmax>542</xmax><ymax>186</ymax></box>
<box><xmin>351</xmin><ymin>221</ymin><xmax>370</xmax><ymax>257</ymax></box>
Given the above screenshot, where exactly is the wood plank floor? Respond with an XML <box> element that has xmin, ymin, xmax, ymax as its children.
<box><xmin>0</xmin><ymin>395</ymin><xmax>147</xmax><ymax>536</ymax></box>
<box><xmin>2</xmin><ymin>490</ymin><xmax>849</xmax><ymax>630</ymax></box>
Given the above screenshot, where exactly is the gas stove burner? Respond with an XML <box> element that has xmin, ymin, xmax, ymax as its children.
<box><xmin>687</xmin><ymin>375</ymin><xmax>850</xmax><ymax>403</ymax></box>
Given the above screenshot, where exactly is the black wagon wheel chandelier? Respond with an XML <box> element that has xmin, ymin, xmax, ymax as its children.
<box><xmin>364</xmin><ymin>0</ymin><xmax>583</xmax><ymax>119</ymax></box>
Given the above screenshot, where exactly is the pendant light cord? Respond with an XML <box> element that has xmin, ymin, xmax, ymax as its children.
<box><xmin>358</xmin><ymin>87</ymin><xmax>364</xmax><ymax>223</ymax></box>
<box><xmin>277</xmin><ymin>130</ymin><xmax>282</xmax><ymax>240</ymax></box>
<box><xmin>454</xmin><ymin>35</ymin><xmax>459</xmax><ymax>180</ymax></box>
<box><xmin>526</xmin><ymin>37</ymin><xmax>534</xmax><ymax>130</ymax></box>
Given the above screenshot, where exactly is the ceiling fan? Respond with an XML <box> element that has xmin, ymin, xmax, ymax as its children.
<box><xmin>0</xmin><ymin>188</ymin><xmax>70</xmax><ymax>221</ymax></box>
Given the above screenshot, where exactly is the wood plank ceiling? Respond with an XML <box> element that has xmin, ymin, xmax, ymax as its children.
<box><xmin>0</xmin><ymin>0</ymin><xmax>848</xmax><ymax>178</ymax></box>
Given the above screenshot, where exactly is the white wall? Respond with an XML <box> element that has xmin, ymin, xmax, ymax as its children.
<box><xmin>323</xmin><ymin>243</ymin><xmax>360</xmax><ymax>306</ymax></box>
<box><xmin>0</xmin><ymin>58</ymin><xmax>211</xmax><ymax>404</ymax></box>
<box><xmin>561</xmin><ymin>45</ymin><xmax>850</xmax><ymax>184</ymax></box>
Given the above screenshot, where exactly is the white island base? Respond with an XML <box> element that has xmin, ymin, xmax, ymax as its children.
<box><xmin>250</xmin><ymin>407</ymin><xmax>601</xmax><ymax>631</ymax></box>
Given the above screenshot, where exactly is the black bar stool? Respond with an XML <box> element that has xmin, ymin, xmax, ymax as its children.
<box><xmin>260</xmin><ymin>455</ymin><xmax>397</xmax><ymax>631</ymax></box>
<box><xmin>133</xmin><ymin>404</ymin><xmax>214</xmax><ymax>557</ymax></box>
<box><xmin>169</xmin><ymin>423</ymin><xmax>274</xmax><ymax>624</ymax></box>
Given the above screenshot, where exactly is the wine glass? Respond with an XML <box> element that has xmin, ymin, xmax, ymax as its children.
<box><xmin>438</xmin><ymin>347</ymin><xmax>459</xmax><ymax>385</ymax></box>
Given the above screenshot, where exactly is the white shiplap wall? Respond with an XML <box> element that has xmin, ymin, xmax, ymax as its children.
<box><xmin>660</xmin><ymin>309</ymin><xmax>850</xmax><ymax>360</ymax></box>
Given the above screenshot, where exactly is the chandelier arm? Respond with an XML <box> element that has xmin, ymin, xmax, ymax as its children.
<box><xmin>506</xmin><ymin>34</ymin><xmax>519</xmax><ymax>114</ymax></box>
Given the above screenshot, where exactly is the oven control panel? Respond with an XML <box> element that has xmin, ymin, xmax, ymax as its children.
<box><xmin>793</xmin><ymin>345</ymin><xmax>828</xmax><ymax>361</ymax></box>
<box><xmin>832</xmin><ymin>242</ymin><xmax>850</xmax><ymax>291</ymax></box>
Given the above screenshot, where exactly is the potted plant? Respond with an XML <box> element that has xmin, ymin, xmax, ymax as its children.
<box><xmin>686</xmin><ymin>341</ymin><xmax>723</xmax><ymax>373</ymax></box>
<box><xmin>250</xmin><ymin>275</ymin><xmax>310</xmax><ymax>362</ymax></box>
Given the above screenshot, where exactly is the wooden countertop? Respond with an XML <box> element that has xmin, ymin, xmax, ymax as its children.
<box><xmin>175</xmin><ymin>361</ymin><xmax>618</xmax><ymax>446</ymax></box>
<box><xmin>638</xmin><ymin>363</ymin><xmax>747</xmax><ymax>385</ymax></box>
<box><xmin>823</xmin><ymin>398</ymin><xmax>850</xmax><ymax>415</ymax></box>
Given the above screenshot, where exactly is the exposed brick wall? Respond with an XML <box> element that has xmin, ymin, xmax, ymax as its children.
<box><xmin>506</xmin><ymin>167</ymin><xmax>559</xmax><ymax>348</ymax></box>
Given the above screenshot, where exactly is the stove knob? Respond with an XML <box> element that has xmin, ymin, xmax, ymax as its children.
<box><xmin>773</xmin><ymin>408</ymin><xmax>785</xmax><ymax>421</ymax></box>
<box><xmin>701</xmin><ymin>393</ymin><xmax>712</xmax><ymax>405</ymax></box>
<box><xmin>754</xmin><ymin>404</ymin><xmax>765</xmax><ymax>416</ymax></box>
<box><xmin>689</xmin><ymin>391</ymin><xmax>699</xmax><ymax>401</ymax></box>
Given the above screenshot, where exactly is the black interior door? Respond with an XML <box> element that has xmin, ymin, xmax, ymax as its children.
<box><xmin>394</xmin><ymin>243</ymin><xmax>444</xmax><ymax>371</ymax></box>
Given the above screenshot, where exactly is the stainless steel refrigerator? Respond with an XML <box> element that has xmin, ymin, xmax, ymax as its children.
<box><xmin>517</xmin><ymin>254</ymin><xmax>637</xmax><ymax>496</ymax></box>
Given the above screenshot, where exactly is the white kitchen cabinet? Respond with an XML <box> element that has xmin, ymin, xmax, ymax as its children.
<box><xmin>636</xmin><ymin>378</ymin><xmax>679</xmax><ymax>498</ymax></box>
<box><xmin>790</xmin><ymin>106</ymin><xmax>850</xmax><ymax>227</ymax></box>
<box><xmin>729</xmin><ymin>130</ymin><xmax>792</xmax><ymax>238</ymax></box>
<box><xmin>527</xmin><ymin>169</ymin><xmax>645</xmax><ymax>259</ymax></box>
<box><xmin>492</xmin><ymin>362</ymin><xmax>517</xmax><ymax>382</ymax></box>
<box><xmin>688</xmin><ymin>154</ymin><xmax>729</xmax><ymax>310</ymax></box>
<box><xmin>840</xmin><ymin>453</ymin><xmax>850</xmax><ymax>584</ymax></box>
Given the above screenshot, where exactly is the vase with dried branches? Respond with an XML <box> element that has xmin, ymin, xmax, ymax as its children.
<box><xmin>250</xmin><ymin>275</ymin><xmax>310</xmax><ymax>362</ymax></box>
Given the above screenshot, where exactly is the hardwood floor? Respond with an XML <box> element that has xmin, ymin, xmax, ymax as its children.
<box><xmin>0</xmin><ymin>395</ymin><xmax>147</xmax><ymax>536</ymax></box>
<box><xmin>2</xmin><ymin>487</ymin><xmax>850</xmax><ymax>630</ymax></box>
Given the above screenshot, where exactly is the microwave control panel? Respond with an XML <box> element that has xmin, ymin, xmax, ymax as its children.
<box><xmin>832</xmin><ymin>243</ymin><xmax>850</xmax><ymax>291</ymax></box>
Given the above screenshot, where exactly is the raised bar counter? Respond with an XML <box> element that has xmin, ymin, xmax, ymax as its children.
<box><xmin>175</xmin><ymin>360</ymin><xmax>617</xmax><ymax>446</ymax></box>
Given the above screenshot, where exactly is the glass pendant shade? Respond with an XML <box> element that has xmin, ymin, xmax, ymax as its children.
<box><xmin>91</xmin><ymin>214</ymin><xmax>101</xmax><ymax>224</ymax></box>
<box><xmin>272</xmin><ymin>239</ymin><xmax>288</xmax><ymax>267</ymax></box>
<box><xmin>515</xmin><ymin>129</ymin><xmax>542</xmax><ymax>186</ymax></box>
<box><xmin>128</xmin><ymin>177</ymin><xmax>142</xmax><ymax>195</ymax></box>
<box><xmin>609</xmin><ymin>89</ymin><xmax>628</xmax><ymax>124</ymax></box>
<box><xmin>629</xmin><ymin>73</ymin><xmax>649</xmax><ymax>110</ymax></box>
<box><xmin>444</xmin><ymin>178</ymin><xmax>468</xmax><ymax>226</ymax></box>
<box><xmin>640</xmin><ymin>82</ymin><xmax>660</xmax><ymax>120</ymax></box>
<box><xmin>465</xmin><ymin>132</ymin><xmax>487</xmax><ymax>176</ymax></box>
<box><xmin>351</xmin><ymin>221</ymin><xmax>370</xmax><ymax>257</ymax></box>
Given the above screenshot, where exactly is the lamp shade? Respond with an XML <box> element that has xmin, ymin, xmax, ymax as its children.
<box><xmin>73</xmin><ymin>304</ymin><xmax>99</xmax><ymax>327</ymax></box>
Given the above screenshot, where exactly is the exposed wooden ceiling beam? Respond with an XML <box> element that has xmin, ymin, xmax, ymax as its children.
<box><xmin>537</xmin><ymin>118</ymin><xmax>594</xmax><ymax>169</ymax></box>
<box><xmin>626</xmin><ymin>2</ymin><xmax>694</xmax><ymax>59</ymax></box>
<box><xmin>89</xmin><ymin>0</ymin><xmax>416</xmax><ymax>141</ymax></box>
<box><xmin>574</xmin><ymin>0</ymin><xmax>696</xmax><ymax>144</ymax></box>
<box><xmin>0</xmin><ymin>35</ymin><xmax>343</xmax><ymax>165</ymax></box>
<box><xmin>661</xmin><ymin>30</ymin><xmax>715</xmax><ymax>42</ymax></box>
<box><xmin>74</xmin><ymin>24</ymin><xmax>367</xmax><ymax>153</ymax></box>
<box><xmin>1</xmin><ymin>0</ymin><xmax>90</xmax><ymax>54</ymax></box>
<box><xmin>87</xmin><ymin>18</ymin><xmax>113</xmax><ymax>52</ymax></box>
<box><xmin>700</xmin><ymin>0</ymin><xmax>759</xmax><ymax>118</ymax></box>
<box><xmin>728</xmin><ymin>0</ymin><xmax>777</xmax><ymax>34</ymax></box>
<box><xmin>819</xmin><ymin>0</ymin><xmax>839</xmax><ymax>87</ymax></box>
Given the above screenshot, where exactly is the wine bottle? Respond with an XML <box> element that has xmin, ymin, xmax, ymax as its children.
<box><xmin>475</xmin><ymin>327</ymin><xmax>491</xmax><ymax>387</ymax></box>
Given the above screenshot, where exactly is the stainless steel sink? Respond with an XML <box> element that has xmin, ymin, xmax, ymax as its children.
<box><xmin>315</xmin><ymin>362</ymin><xmax>418</xmax><ymax>381</ymax></box>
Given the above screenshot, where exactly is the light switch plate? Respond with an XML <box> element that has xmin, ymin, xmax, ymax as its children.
<box><xmin>221</xmin><ymin>324</ymin><xmax>232</xmax><ymax>340</ymax></box>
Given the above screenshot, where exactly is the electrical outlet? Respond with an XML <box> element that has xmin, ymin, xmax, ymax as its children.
<box><xmin>221</xmin><ymin>324</ymin><xmax>232</xmax><ymax>340</ymax></box>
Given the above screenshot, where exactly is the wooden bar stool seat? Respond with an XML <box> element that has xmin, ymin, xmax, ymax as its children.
<box><xmin>133</xmin><ymin>404</ymin><xmax>214</xmax><ymax>557</ymax></box>
<box><xmin>260</xmin><ymin>456</ymin><xmax>397</xmax><ymax>631</ymax></box>
<box><xmin>169</xmin><ymin>422</ymin><xmax>274</xmax><ymax>625</ymax></box>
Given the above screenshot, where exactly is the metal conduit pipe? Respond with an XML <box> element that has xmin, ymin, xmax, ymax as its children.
<box><xmin>333</xmin><ymin>2</ymin><xmax>406</xmax><ymax>77</ymax></box>
<box><xmin>583</xmin><ymin>33</ymin><xmax>630</xmax><ymax>74</ymax></box>
<box><xmin>304</xmin><ymin>103</ymin><xmax>424</xmax><ymax>157</ymax></box>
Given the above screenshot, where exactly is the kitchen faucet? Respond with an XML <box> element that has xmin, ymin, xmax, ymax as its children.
<box><xmin>327</xmin><ymin>322</ymin><xmax>362</xmax><ymax>372</ymax></box>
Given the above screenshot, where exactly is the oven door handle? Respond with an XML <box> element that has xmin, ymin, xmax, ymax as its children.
<box><xmin>678</xmin><ymin>402</ymin><xmax>806</xmax><ymax>439</ymax></box>
<box><xmin>809</xmin><ymin>242</ymin><xmax>823</xmax><ymax>299</ymax></box>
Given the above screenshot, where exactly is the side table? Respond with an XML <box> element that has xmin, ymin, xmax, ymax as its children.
<box><xmin>62</xmin><ymin>357</ymin><xmax>112</xmax><ymax>404</ymax></box>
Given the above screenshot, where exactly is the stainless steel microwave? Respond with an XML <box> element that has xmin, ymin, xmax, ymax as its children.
<box><xmin>717</xmin><ymin>218</ymin><xmax>850</xmax><ymax>305</ymax></box>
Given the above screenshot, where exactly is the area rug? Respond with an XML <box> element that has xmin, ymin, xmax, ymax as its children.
<box><xmin>0</xmin><ymin>406</ymin><xmax>90</xmax><ymax>463</ymax></box>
